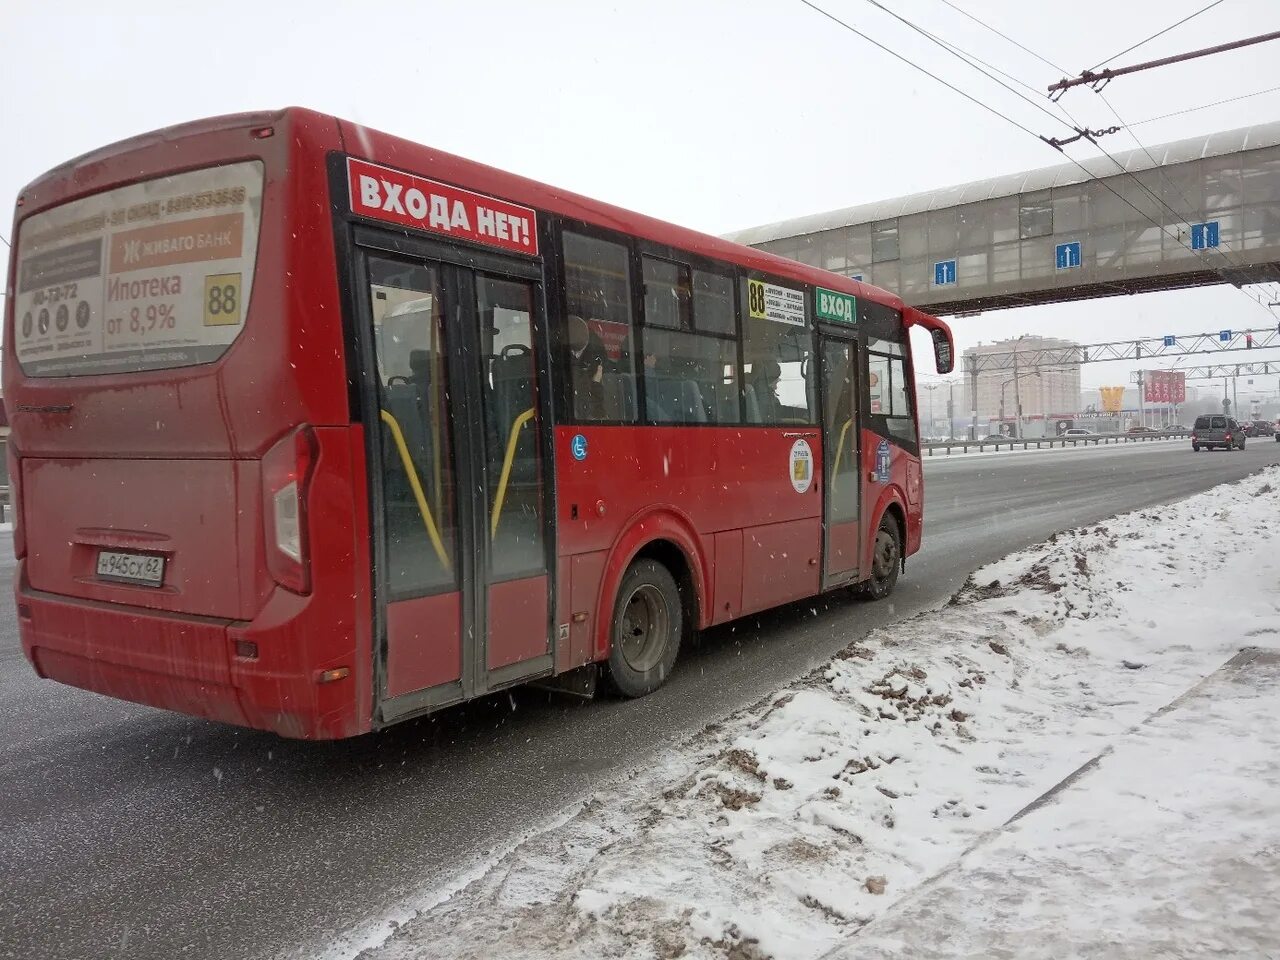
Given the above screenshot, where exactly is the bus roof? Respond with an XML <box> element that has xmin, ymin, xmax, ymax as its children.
<box><xmin>15</xmin><ymin>106</ymin><xmax>915</xmax><ymax>320</ymax></box>
<box><xmin>332</xmin><ymin>110</ymin><xmax>909</xmax><ymax>315</ymax></box>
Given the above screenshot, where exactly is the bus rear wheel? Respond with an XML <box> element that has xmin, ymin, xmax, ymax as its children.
<box><xmin>606</xmin><ymin>559</ymin><xmax>683</xmax><ymax>698</ymax></box>
<box><xmin>855</xmin><ymin>514</ymin><xmax>901</xmax><ymax>601</ymax></box>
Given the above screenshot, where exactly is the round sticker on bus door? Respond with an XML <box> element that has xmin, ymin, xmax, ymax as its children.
<box><xmin>789</xmin><ymin>439</ymin><xmax>813</xmax><ymax>493</ymax></box>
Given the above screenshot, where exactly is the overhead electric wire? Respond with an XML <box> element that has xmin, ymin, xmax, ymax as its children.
<box><xmin>932</xmin><ymin>0</ymin><xmax>1067</xmax><ymax>74</ymax></box>
<box><xmin>926</xmin><ymin>1</ymin><xmax>1280</xmax><ymax>310</ymax></box>
<box><xmin>914</xmin><ymin>0</ymin><xmax>1280</xmax><ymax>314</ymax></box>
<box><xmin>861</xmin><ymin>0</ymin><xmax>1260</xmax><ymax>284</ymax></box>
<box><xmin>1128</xmin><ymin>84</ymin><xmax>1280</xmax><ymax>127</ymax></box>
<box><xmin>1095</xmin><ymin>88</ymin><xmax>1280</xmax><ymax>312</ymax></box>
<box><xmin>802</xmin><ymin>0</ymin><xmax>1277</xmax><ymax>320</ymax></box>
<box><xmin>861</xmin><ymin>0</ymin><xmax>1081</xmax><ymax>131</ymax></box>
<box><xmin>794</xmin><ymin>0</ymin><xmax>1044</xmax><ymax>141</ymax></box>
<box><xmin>1088</xmin><ymin>0</ymin><xmax>1230</xmax><ymax>71</ymax></box>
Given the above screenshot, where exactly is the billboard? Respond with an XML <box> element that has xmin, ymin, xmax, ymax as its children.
<box><xmin>1143</xmin><ymin>370</ymin><xmax>1186</xmax><ymax>404</ymax></box>
<box><xmin>1100</xmin><ymin>386</ymin><xmax>1125</xmax><ymax>413</ymax></box>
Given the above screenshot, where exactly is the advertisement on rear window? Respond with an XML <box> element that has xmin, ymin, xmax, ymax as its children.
<box><xmin>13</xmin><ymin>161</ymin><xmax>263</xmax><ymax>377</ymax></box>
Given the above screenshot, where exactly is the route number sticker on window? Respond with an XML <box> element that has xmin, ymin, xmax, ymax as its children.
<box><xmin>748</xmin><ymin>279</ymin><xmax>806</xmax><ymax>326</ymax></box>
<box><xmin>204</xmin><ymin>273</ymin><xmax>242</xmax><ymax>326</ymax></box>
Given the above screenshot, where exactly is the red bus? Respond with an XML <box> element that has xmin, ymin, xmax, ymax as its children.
<box><xmin>5</xmin><ymin>108</ymin><xmax>954</xmax><ymax>740</ymax></box>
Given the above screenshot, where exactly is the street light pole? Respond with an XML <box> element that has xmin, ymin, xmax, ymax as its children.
<box><xmin>1012</xmin><ymin>339</ymin><xmax>1023</xmax><ymax>438</ymax></box>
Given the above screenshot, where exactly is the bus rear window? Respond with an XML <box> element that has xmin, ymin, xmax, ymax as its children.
<box><xmin>12</xmin><ymin>161</ymin><xmax>264</xmax><ymax>377</ymax></box>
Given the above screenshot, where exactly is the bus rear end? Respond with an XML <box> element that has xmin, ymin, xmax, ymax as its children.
<box><xmin>4</xmin><ymin>109</ymin><xmax>372</xmax><ymax>739</ymax></box>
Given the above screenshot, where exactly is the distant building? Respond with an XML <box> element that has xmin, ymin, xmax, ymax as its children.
<box><xmin>961</xmin><ymin>337</ymin><xmax>1082</xmax><ymax>421</ymax></box>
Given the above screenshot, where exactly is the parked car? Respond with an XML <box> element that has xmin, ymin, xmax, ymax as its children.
<box><xmin>1191</xmin><ymin>414</ymin><xmax>1245</xmax><ymax>451</ymax></box>
<box><xmin>1249</xmin><ymin>420</ymin><xmax>1275</xmax><ymax>437</ymax></box>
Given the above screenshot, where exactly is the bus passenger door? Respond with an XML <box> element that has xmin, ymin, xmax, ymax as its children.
<box><xmin>358</xmin><ymin>245</ymin><xmax>552</xmax><ymax>723</ymax></box>
<box><xmin>820</xmin><ymin>334</ymin><xmax>861</xmax><ymax>587</ymax></box>
<box><xmin>471</xmin><ymin>272</ymin><xmax>551</xmax><ymax>681</ymax></box>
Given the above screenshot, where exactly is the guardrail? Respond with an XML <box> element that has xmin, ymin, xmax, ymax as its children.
<box><xmin>923</xmin><ymin>431</ymin><xmax>1194</xmax><ymax>456</ymax></box>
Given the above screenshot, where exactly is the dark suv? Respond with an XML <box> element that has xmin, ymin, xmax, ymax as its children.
<box><xmin>1191</xmin><ymin>415</ymin><xmax>1245</xmax><ymax>451</ymax></box>
<box><xmin>1250</xmin><ymin>420</ymin><xmax>1275</xmax><ymax>437</ymax></box>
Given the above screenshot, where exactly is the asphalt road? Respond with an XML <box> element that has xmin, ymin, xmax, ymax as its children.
<box><xmin>2</xmin><ymin>439</ymin><xmax>1276</xmax><ymax>960</ymax></box>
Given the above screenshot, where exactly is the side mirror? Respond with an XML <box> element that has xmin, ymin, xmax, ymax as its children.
<box><xmin>932</xmin><ymin>328</ymin><xmax>955</xmax><ymax>374</ymax></box>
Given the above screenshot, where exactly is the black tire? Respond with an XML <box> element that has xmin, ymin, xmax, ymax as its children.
<box><xmin>855</xmin><ymin>513</ymin><xmax>902</xmax><ymax>601</ymax></box>
<box><xmin>605</xmin><ymin>559</ymin><xmax>682</xmax><ymax>698</ymax></box>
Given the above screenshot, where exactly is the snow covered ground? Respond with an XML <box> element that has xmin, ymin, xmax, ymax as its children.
<box><xmin>338</xmin><ymin>465</ymin><xmax>1280</xmax><ymax>960</ymax></box>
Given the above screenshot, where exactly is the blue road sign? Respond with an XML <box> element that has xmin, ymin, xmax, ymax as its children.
<box><xmin>1055</xmin><ymin>241</ymin><xmax>1081</xmax><ymax>270</ymax></box>
<box><xmin>933</xmin><ymin>260</ymin><xmax>957</xmax><ymax>286</ymax></box>
<box><xmin>1220</xmin><ymin>329</ymin><xmax>1232</xmax><ymax>342</ymax></box>
<box><xmin>1163</xmin><ymin>335</ymin><xmax>1176</xmax><ymax>347</ymax></box>
<box><xmin>1191</xmin><ymin>221</ymin><xmax>1220</xmax><ymax>250</ymax></box>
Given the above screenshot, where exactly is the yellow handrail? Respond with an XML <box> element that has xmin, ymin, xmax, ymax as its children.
<box><xmin>491</xmin><ymin>408</ymin><xmax>536</xmax><ymax>539</ymax></box>
<box><xmin>379</xmin><ymin>409</ymin><xmax>451</xmax><ymax>571</ymax></box>
<box><xmin>830</xmin><ymin>418</ymin><xmax>853</xmax><ymax>495</ymax></box>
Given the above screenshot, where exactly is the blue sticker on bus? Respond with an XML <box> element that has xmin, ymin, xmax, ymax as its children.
<box><xmin>875</xmin><ymin>439</ymin><xmax>891</xmax><ymax>483</ymax></box>
<box><xmin>570</xmin><ymin>433</ymin><xmax>588</xmax><ymax>461</ymax></box>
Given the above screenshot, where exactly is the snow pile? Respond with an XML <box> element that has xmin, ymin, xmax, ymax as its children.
<box><xmin>352</xmin><ymin>466</ymin><xmax>1280</xmax><ymax>960</ymax></box>
<box><xmin>847</xmin><ymin>650</ymin><xmax>1280</xmax><ymax>958</ymax></box>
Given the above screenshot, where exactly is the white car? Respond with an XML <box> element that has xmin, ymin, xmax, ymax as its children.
<box><xmin>1062</xmin><ymin>429</ymin><xmax>1095</xmax><ymax>438</ymax></box>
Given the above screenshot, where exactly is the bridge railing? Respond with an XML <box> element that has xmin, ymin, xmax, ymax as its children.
<box><xmin>922</xmin><ymin>431</ymin><xmax>1194</xmax><ymax>456</ymax></box>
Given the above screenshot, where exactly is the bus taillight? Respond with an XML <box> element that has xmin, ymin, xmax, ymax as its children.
<box><xmin>262</xmin><ymin>426</ymin><xmax>317</xmax><ymax>595</ymax></box>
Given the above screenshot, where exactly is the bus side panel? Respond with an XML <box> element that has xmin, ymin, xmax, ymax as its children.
<box><xmin>862</xmin><ymin>428</ymin><xmax>917</xmax><ymax>564</ymax></box>
<box><xmin>556</xmin><ymin>424</ymin><xmax>822</xmax><ymax>651</ymax></box>
<box><xmin>554</xmin><ymin>555</ymin><xmax>573</xmax><ymax>672</ymax></box>
<box><xmin>711</xmin><ymin>530</ymin><xmax>743</xmax><ymax>625</ymax></box>
<box><xmin>741</xmin><ymin>520</ymin><xmax>821</xmax><ymax>617</ymax></box>
<box><xmin>570</xmin><ymin>552</ymin><xmax>607</xmax><ymax>668</ymax></box>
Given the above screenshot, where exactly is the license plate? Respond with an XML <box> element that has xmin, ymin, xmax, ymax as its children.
<box><xmin>96</xmin><ymin>550</ymin><xmax>166</xmax><ymax>587</ymax></box>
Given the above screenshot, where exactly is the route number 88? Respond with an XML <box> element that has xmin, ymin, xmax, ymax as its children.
<box><xmin>748</xmin><ymin>279</ymin><xmax>767</xmax><ymax>318</ymax></box>
<box><xmin>203</xmin><ymin>273</ymin><xmax>243</xmax><ymax>327</ymax></box>
<box><xmin>207</xmin><ymin>284</ymin><xmax>237</xmax><ymax>317</ymax></box>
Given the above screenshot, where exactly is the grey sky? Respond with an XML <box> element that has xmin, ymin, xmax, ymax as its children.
<box><xmin>3</xmin><ymin>0</ymin><xmax>1278</xmax><ymax>395</ymax></box>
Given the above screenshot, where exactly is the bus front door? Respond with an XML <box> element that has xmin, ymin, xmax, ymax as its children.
<box><xmin>358</xmin><ymin>243</ymin><xmax>553</xmax><ymax>722</ymax></box>
<box><xmin>819</xmin><ymin>333</ymin><xmax>861</xmax><ymax>587</ymax></box>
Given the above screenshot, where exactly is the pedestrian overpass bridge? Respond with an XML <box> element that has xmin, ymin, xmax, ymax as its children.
<box><xmin>725</xmin><ymin>122</ymin><xmax>1280</xmax><ymax>316</ymax></box>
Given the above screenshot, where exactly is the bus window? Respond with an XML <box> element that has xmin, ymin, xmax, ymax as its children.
<box><xmin>641</xmin><ymin>257</ymin><xmax>739</xmax><ymax>423</ymax></box>
<box><xmin>562</xmin><ymin>231</ymin><xmax>637</xmax><ymax>422</ymax></box>
<box><xmin>367</xmin><ymin>256</ymin><xmax>458</xmax><ymax>596</ymax></box>
<box><xmin>741</xmin><ymin>278</ymin><xmax>815</xmax><ymax>425</ymax></box>
<box><xmin>692</xmin><ymin>269</ymin><xmax>735</xmax><ymax>336</ymax></box>
<box><xmin>868</xmin><ymin>349</ymin><xmax>917</xmax><ymax>444</ymax></box>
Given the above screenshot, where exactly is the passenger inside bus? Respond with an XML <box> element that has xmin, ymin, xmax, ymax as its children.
<box><xmin>568</xmin><ymin>314</ymin><xmax>606</xmax><ymax>419</ymax></box>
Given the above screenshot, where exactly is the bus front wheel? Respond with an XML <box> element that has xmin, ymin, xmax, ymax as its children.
<box><xmin>606</xmin><ymin>559</ymin><xmax>683</xmax><ymax>698</ymax></box>
<box><xmin>855</xmin><ymin>514</ymin><xmax>901</xmax><ymax>601</ymax></box>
